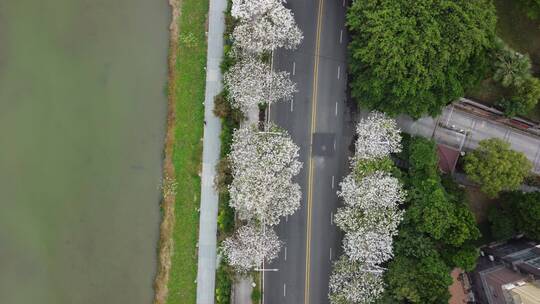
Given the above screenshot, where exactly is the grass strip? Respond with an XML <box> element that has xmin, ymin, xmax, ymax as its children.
<box><xmin>159</xmin><ymin>0</ymin><xmax>209</xmax><ymax>303</ymax></box>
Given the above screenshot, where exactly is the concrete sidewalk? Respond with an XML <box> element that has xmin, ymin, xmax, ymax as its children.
<box><xmin>196</xmin><ymin>0</ymin><xmax>227</xmax><ymax>303</ymax></box>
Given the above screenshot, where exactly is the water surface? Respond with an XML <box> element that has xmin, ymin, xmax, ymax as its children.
<box><xmin>0</xmin><ymin>1</ymin><xmax>169</xmax><ymax>303</ymax></box>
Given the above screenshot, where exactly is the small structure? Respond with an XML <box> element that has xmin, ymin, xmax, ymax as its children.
<box><xmin>437</xmin><ymin>144</ymin><xmax>460</xmax><ymax>174</ymax></box>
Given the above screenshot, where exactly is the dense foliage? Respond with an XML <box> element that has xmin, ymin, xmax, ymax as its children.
<box><xmin>489</xmin><ymin>191</ymin><xmax>540</xmax><ymax>241</ymax></box>
<box><xmin>382</xmin><ymin>137</ymin><xmax>480</xmax><ymax>303</ymax></box>
<box><xmin>493</xmin><ymin>42</ymin><xmax>532</xmax><ymax>88</ymax></box>
<box><xmin>516</xmin><ymin>0</ymin><xmax>540</xmax><ymax>20</ymax></box>
<box><xmin>464</xmin><ymin>138</ymin><xmax>532</xmax><ymax>197</ymax></box>
<box><xmin>347</xmin><ymin>0</ymin><xmax>497</xmax><ymax>118</ymax></box>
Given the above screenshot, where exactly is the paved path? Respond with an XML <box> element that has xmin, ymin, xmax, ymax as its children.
<box><xmin>196</xmin><ymin>0</ymin><xmax>226</xmax><ymax>303</ymax></box>
<box><xmin>395</xmin><ymin>101</ymin><xmax>540</xmax><ymax>174</ymax></box>
<box><xmin>233</xmin><ymin>276</ymin><xmax>253</xmax><ymax>304</ymax></box>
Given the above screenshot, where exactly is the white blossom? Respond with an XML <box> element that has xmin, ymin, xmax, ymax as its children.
<box><xmin>232</xmin><ymin>0</ymin><xmax>303</xmax><ymax>53</ymax></box>
<box><xmin>231</xmin><ymin>0</ymin><xmax>284</xmax><ymax>19</ymax></box>
<box><xmin>221</xmin><ymin>224</ymin><xmax>282</xmax><ymax>272</ymax></box>
<box><xmin>334</xmin><ymin>206</ymin><xmax>403</xmax><ymax>264</ymax></box>
<box><xmin>354</xmin><ymin>112</ymin><xmax>401</xmax><ymax>162</ymax></box>
<box><xmin>341</xmin><ymin>225</ymin><xmax>396</xmax><ymax>265</ymax></box>
<box><xmin>224</xmin><ymin>56</ymin><xmax>296</xmax><ymax>114</ymax></box>
<box><xmin>334</xmin><ymin>206</ymin><xmax>403</xmax><ymax>238</ymax></box>
<box><xmin>338</xmin><ymin>171</ymin><xmax>405</xmax><ymax>210</ymax></box>
<box><xmin>229</xmin><ymin>124</ymin><xmax>302</xmax><ymax>225</ymax></box>
<box><xmin>329</xmin><ymin>256</ymin><xmax>385</xmax><ymax>304</ymax></box>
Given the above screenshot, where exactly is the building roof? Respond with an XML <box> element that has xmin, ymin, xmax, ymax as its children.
<box><xmin>479</xmin><ymin>266</ymin><xmax>527</xmax><ymax>304</ymax></box>
<box><xmin>437</xmin><ymin>144</ymin><xmax>460</xmax><ymax>174</ymax></box>
<box><xmin>507</xmin><ymin>282</ymin><xmax>540</xmax><ymax>304</ymax></box>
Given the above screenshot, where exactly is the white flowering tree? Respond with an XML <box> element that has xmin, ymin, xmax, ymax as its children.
<box><xmin>329</xmin><ymin>256</ymin><xmax>385</xmax><ymax>304</ymax></box>
<box><xmin>354</xmin><ymin>112</ymin><xmax>401</xmax><ymax>162</ymax></box>
<box><xmin>335</xmin><ymin>171</ymin><xmax>404</xmax><ymax>264</ymax></box>
<box><xmin>338</xmin><ymin>172</ymin><xmax>405</xmax><ymax>211</ymax></box>
<box><xmin>231</xmin><ymin>0</ymin><xmax>303</xmax><ymax>53</ymax></box>
<box><xmin>229</xmin><ymin>124</ymin><xmax>302</xmax><ymax>226</ymax></box>
<box><xmin>329</xmin><ymin>113</ymin><xmax>405</xmax><ymax>303</ymax></box>
<box><xmin>223</xmin><ymin>55</ymin><xmax>296</xmax><ymax>114</ymax></box>
<box><xmin>334</xmin><ymin>206</ymin><xmax>403</xmax><ymax>264</ymax></box>
<box><xmin>221</xmin><ymin>224</ymin><xmax>282</xmax><ymax>272</ymax></box>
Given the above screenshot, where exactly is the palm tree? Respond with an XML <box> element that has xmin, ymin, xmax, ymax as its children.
<box><xmin>493</xmin><ymin>44</ymin><xmax>532</xmax><ymax>88</ymax></box>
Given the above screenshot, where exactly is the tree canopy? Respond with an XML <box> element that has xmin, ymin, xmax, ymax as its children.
<box><xmin>382</xmin><ymin>137</ymin><xmax>480</xmax><ymax>303</ymax></box>
<box><xmin>494</xmin><ymin>191</ymin><xmax>540</xmax><ymax>241</ymax></box>
<box><xmin>228</xmin><ymin>124</ymin><xmax>302</xmax><ymax>226</ymax></box>
<box><xmin>464</xmin><ymin>138</ymin><xmax>532</xmax><ymax>197</ymax></box>
<box><xmin>516</xmin><ymin>0</ymin><xmax>540</xmax><ymax>20</ymax></box>
<box><xmin>347</xmin><ymin>0</ymin><xmax>497</xmax><ymax>118</ymax></box>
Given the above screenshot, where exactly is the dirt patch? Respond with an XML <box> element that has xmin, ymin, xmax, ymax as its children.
<box><xmin>153</xmin><ymin>1</ymin><xmax>181</xmax><ymax>303</ymax></box>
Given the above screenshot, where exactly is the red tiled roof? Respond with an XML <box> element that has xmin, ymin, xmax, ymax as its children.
<box><xmin>437</xmin><ymin>144</ymin><xmax>460</xmax><ymax>174</ymax></box>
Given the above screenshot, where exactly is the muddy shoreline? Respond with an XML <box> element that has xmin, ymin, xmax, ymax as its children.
<box><xmin>153</xmin><ymin>1</ymin><xmax>181</xmax><ymax>303</ymax></box>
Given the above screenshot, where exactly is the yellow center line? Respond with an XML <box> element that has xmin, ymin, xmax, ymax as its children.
<box><xmin>304</xmin><ymin>0</ymin><xmax>324</xmax><ymax>303</ymax></box>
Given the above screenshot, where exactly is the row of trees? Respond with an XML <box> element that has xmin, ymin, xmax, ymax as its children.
<box><xmin>219</xmin><ymin>0</ymin><xmax>304</xmax><ymax>273</ymax></box>
<box><xmin>223</xmin><ymin>0</ymin><xmax>302</xmax><ymax>115</ymax></box>
<box><xmin>221</xmin><ymin>124</ymin><xmax>302</xmax><ymax>271</ymax></box>
<box><xmin>329</xmin><ymin>113</ymin><xmax>405</xmax><ymax>304</ymax></box>
<box><xmin>380</xmin><ymin>137</ymin><xmax>481</xmax><ymax>303</ymax></box>
<box><xmin>346</xmin><ymin>0</ymin><xmax>497</xmax><ymax>118</ymax></box>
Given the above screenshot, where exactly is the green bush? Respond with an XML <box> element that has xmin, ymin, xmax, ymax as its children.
<box><xmin>355</xmin><ymin>157</ymin><xmax>395</xmax><ymax>177</ymax></box>
<box><xmin>215</xmin><ymin>261</ymin><xmax>232</xmax><ymax>304</ymax></box>
<box><xmin>487</xmin><ymin>206</ymin><xmax>516</xmax><ymax>240</ymax></box>
<box><xmin>251</xmin><ymin>288</ymin><xmax>261</xmax><ymax>303</ymax></box>
<box><xmin>516</xmin><ymin>0</ymin><xmax>540</xmax><ymax>20</ymax></box>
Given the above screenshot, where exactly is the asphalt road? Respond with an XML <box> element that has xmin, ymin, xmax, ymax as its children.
<box><xmin>396</xmin><ymin>104</ymin><xmax>540</xmax><ymax>173</ymax></box>
<box><xmin>264</xmin><ymin>0</ymin><xmax>354</xmax><ymax>303</ymax></box>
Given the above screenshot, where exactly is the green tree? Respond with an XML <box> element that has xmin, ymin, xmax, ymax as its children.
<box><xmin>499</xmin><ymin>77</ymin><xmax>540</xmax><ymax>117</ymax></box>
<box><xmin>487</xmin><ymin>205</ymin><xmax>516</xmax><ymax>240</ymax></box>
<box><xmin>505</xmin><ymin>191</ymin><xmax>540</xmax><ymax>240</ymax></box>
<box><xmin>464</xmin><ymin>138</ymin><xmax>532</xmax><ymax>197</ymax></box>
<box><xmin>516</xmin><ymin>0</ymin><xmax>540</xmax><ymax>20</ymax></box>
<box><xmin>386</xmin><ymin>255</ymin><xmax>452</xmax><ymax>304</ymax></box>
<box><xmin>493</xmin><ymin>44</ymin><xmax>532</xmax><ymax>88</ymax></box>
<box><xmin>408</xmin><ymin>137</ymin><xmax>439</xmax><ymax>178</ymax></box>
<box><xmin>443</xmin><ymin>245</ymin><xmax>479</xmax><ymax>272</ymax></box>
<box><xmin>347</xmin><ymin>0</ymin><xmax>497</xmax><ymax>118</ymax></box>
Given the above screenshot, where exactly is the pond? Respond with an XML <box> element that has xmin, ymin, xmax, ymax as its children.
<box><xmin>0</xmin><ymin>0</ymin><xmax>169</xmax><ymax>303</ymax></box>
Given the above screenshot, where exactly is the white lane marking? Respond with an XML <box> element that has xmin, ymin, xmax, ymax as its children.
<box><xmin>335</xmin><ymin>102</ymin><xmax>338</xmax><ymax>116</ymax></box>
<box><xmin>331</xmin><ymin>175</ymin><xmax>335</xmax><ymax>189</ymax></box>
<box><xmin>284</xmin><ymin>246</ymin><xmax>287</xmax><ymax>261</ymax></box>
<box><xmin>342</xmin><ymin>0</ymin><xmax>346</xmax><ymax>7</ymax></box>
<box><xmin>286</xmin><ymin>215</ymin><xmax>288</xmax><ymax>222</ymax></box>
<box><xmin>330</xmin><ymin>211</ymin><xmax>333</xmax><ymax>225</ymax></box>
<box><xmin>290</xmin><ymin>99</ymin><xmax>294</xmax><ymax>112</ymax></box>
<box><xmin>330</xmin><ymin>247</ymin><xmax>333</xmax><ymax>260</ymax></box>
<box><xmin>337</xmin><ymin>65</ymin><xmax>341</xmax><ymax>79</ymax></box>
<box><xmin>340</xmin><ymin>29</ymin><xmax>343</xmax><ymax>44</ymax></box>
<box><xmin>283</xmin><ymin>283</ymin><xmax>287</xmax><ymax>297</ymax></box>
<box><xmin>334</xmin><ymin>138</ymin><xmax>336</xmax><ymax>151</ymax></box>
<box><xmin>292</xmin><ymin>61</ymin><xmax>296</xmax><ymax>76</ymax></box>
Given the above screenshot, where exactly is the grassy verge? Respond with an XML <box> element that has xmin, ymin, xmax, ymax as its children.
<box><xmin>161</xmin><ymin>0</ymin><xmax>209</xmax><ymax>303</ymax></box>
